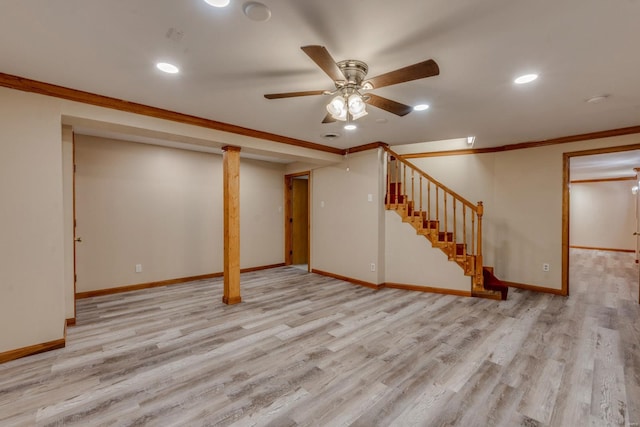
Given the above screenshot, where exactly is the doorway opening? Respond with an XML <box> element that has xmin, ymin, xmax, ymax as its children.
<box><xmin>285</xmin><ymin>172</ymin><xmax>310</xmax><ymax>271</ymax></box>
<box><xmin>563</xmin><ymin>143</ymin><xmax>640</xmax><ymax>301</ymax></box>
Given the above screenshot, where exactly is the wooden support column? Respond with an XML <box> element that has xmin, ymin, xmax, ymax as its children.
<box><xmin>222</xmin><ymin>145</ymin><xmax>241</xmax><ymax>305</ymax></box>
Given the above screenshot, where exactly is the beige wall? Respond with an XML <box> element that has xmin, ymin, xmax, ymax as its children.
<box><xmin>409</xmin><ymin>134</ymin><xmax>640</xmax><ymax>289</ymax></box>
<box><xmin>570</xmin><ymin>180</ymin><xmax>636</xmax><ymax>250</ymax></box>
<box><xmin>311</xmin><ymin>150</ymin><xmax>383</xmax><ymax>284</ymax></box>
<box><xmin>384</xmin><ymin>211</ymin><xmax>471</xmax><ymax>291</ymax></box>
<box><xmin>311</xmin><ymin>148</ymin><xmax>481</xmax><ymax>290</ymax></box>
<box><xmin>2</xmin><ymin>80</ymin><xmax>639</xmax><ymax>356</ymax></box>
<box><xmin>62</xmin><ymin>126</ymin><xmax>75</xmax><ymax>320</ymax></box>
<box><xmin>74</xmin><ymin>136</ymin><xmax>222</xmax><ymax>292</ymax></box>
<box><xmin>74</xmin><ymin>135</ymin><xmax>284</xmax><ymax>293</ymax></box>
<box><xmin>0</xmin><ymin>86</ymin><xmax>296</xmax><ymax>354</ymax></box>
<box><xmin>0</xmin><ymin>89</ymin><xmax>65</xmax><ymax>353</ymax></box>
<box><xmin>239</xmin><ymin>159</ymin><xmax>285</xmax><ymax>268</ymax></box>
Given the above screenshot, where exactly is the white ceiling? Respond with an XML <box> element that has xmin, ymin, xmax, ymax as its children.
<box><xmin>1</xmin><ymin>0</ymin><xmax>639</xmax><ymax>154</ymax></box>
<box><xmin>0</xmin><ymin>0</ymin><xmax>640</xmax><ymax>179</ymax></box>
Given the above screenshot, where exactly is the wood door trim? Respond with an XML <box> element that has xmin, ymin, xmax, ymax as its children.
<box><xmin>284</xmin><ymin>175</ymin><xmax>293</xmax><ymax>265</ymax></box>
<box><xmin>570</xmin><ymin>176</ymin><xmax>636</xmax><ymax>184</ymax></box>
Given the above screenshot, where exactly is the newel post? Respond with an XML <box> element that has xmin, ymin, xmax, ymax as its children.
<box><xmin>475</xmin><ymin>201</ymin><xmax>484</xmax><ymax>289</ymax></box>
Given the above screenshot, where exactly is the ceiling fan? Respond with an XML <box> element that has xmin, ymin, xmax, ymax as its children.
<box><xmin>264</xmin><ymin>45</ymin><xmax>439</xmax><ymax>124</ymax></box>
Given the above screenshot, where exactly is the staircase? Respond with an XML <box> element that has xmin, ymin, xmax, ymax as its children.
<box><xmin>384</xmin><ymin>147</ymin><xmax>508</xmax><ymax>300</ymax></box>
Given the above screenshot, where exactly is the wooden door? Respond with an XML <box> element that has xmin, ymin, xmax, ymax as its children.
<box><xmin>292</xmin><ymin>178</ymin><xmax>309</xmax><ymax>264</ymax></box>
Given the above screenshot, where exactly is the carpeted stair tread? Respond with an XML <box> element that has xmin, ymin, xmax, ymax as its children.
<box><xmin>482</xmin><ymin>267</ymin><xmax>508</xmax><ymax>300</ymax></box>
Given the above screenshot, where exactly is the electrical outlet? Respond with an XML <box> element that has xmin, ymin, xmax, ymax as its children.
<box><xmin>135</xmin><ymin>264</ymin><xmax>142</xmax><ymax>273</ymax></box>
<box><xmin>370</xmin><ymin>263</ymin><xmax>376</xmax><ymax>272</ymax></box>
<box><xmin>542</xmin><ymin>263</ymin><xmax>550</xmax><ymax>272</ymax></box>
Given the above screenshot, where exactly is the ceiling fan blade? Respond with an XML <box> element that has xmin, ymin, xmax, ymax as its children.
<box><xmin>264</xmin><ymin>90</ymin><xmax>326</xmax><ymax>99</ymax></box>
<box><xmin>301</xmin><ymin>45</ymin><xmax>345</xmax><ymax>82</ymax></box>
<box><xmin>366</xmin><ymin>94</ymin><xmax>414</xmax><ymax>116</ymax></box>
<box><xmin>366</xmin><ymin>59</ymin><xmax>439</xmax><ymax>89</ymax></box>
<box><xmin>322</xmin><ymin>113</ymin><xmax>336</xmax><ymax>123</ymax></box>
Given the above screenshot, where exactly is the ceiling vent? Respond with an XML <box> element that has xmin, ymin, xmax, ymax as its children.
<box><xmin>322</xmin><ymin>132</ymin><xmax>341</xmax><ymax>140</ymax></box>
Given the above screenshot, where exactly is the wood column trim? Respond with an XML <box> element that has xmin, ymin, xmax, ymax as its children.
<box><xmin>222</xmin><ymin>146</ymin><xmax>241</xmax><ymax>305</ymax></box>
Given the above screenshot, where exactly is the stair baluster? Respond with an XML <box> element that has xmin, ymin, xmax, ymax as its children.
<box><xmin>475</xmin><ymin>202</ymin><xmax>484</xmax><ymax>291</ymax></box>
<box><xmin>419</xmin><ymin>177</ymin><xmax>423</xmax><ymax>223</ymax></box>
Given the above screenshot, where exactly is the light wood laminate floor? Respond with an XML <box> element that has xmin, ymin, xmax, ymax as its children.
<box><xmin>1</xmin><ymin>249</ymin><xmax>638</xmax><ymax>426</ymax></box>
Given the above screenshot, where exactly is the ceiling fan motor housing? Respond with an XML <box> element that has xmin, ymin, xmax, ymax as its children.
<box><xmin>337</xmin><ymin>60</ymin><xmax>368</xmax><ymax>89</ymax></box>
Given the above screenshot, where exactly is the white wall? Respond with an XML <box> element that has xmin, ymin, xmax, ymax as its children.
<box><xmin>570</xmin><ymin>180</ymin><xmax>636</xmax><ymax>250</ymax></box>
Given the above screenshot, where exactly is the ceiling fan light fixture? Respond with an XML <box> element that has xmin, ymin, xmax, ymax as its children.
<box><xmin>350</xmin><ymin>110</ymin><xmax>368</xmax><ymax>120</ymax></box>
<box><xmin>413</xmin><ymin>104</ymin><xmax>429</xmax><ymax>111</ymax></box>
<box><xmin>344</xmin><ymin>124</ymin><xmax>357</xmax><ymax>130</ymax></box>
<box><xmin>347</xmin><ymin>94</ymin><xmax>367</xmax><ymax>116</ymax></box>
<box><xmin>327</xmin><ymin>95</ymin><xmax>347</xmax><ymax>121</ymax></box>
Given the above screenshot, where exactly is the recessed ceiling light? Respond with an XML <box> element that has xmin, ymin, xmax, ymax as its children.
<box><xmin>414</xmin><ymin>104</ymin><xmax>430</xmax><ymax>111</ymax></box>
<box><xmin>514</xmin><ymin>74</ymin><xmax>538</xmax><ymax>84</ymax></box>
<box><xmin>204</xmin><ymin>0</ymin><xmax>230</xmax><ymax>7</ymax></box>
<box><xmin>344</xmin><ymin>124</ymin><xmax>357</xmax><ymax>130</ymax></box>
<box><xmin>243</xmin><ymin>2</ymin><xmax>271</xmax><ymax>21</ymax></box>
<box><xmin>156</xmin><ymin>62</ymin><xmax>179</xmax><ymax>74</ymax></box>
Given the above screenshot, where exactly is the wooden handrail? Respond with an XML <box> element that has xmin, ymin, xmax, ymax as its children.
<box><xmin>386</xmin><ymin>147</ymin><xmax>478</xmax><ymax>211</ymax></box>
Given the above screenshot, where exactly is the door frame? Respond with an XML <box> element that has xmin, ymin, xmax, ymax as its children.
<box><xmin>562</xmin><ymin>142</ymin><xmax>640</xmax><ymax>297</ymax></box>
<box><xmin>284</xmin><ymin>171</ymin><xmax>311</xmax><ymax>270</ymax></box>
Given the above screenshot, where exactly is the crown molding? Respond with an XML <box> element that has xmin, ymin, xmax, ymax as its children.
<box><xmin>0</xmin><ymin>72</ymin><xmax>343</xmax><ymax>155</ymax></box>
<box><xmin>398</xmin><ymin>126</ymin><xmax>640</xmax><ymax>159</ymax></box>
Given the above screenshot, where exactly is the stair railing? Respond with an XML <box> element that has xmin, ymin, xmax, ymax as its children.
<box><xmin>384</xmin><ymin>147</ymin><xmax>484</xmax><ymax>290</ymax></box>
